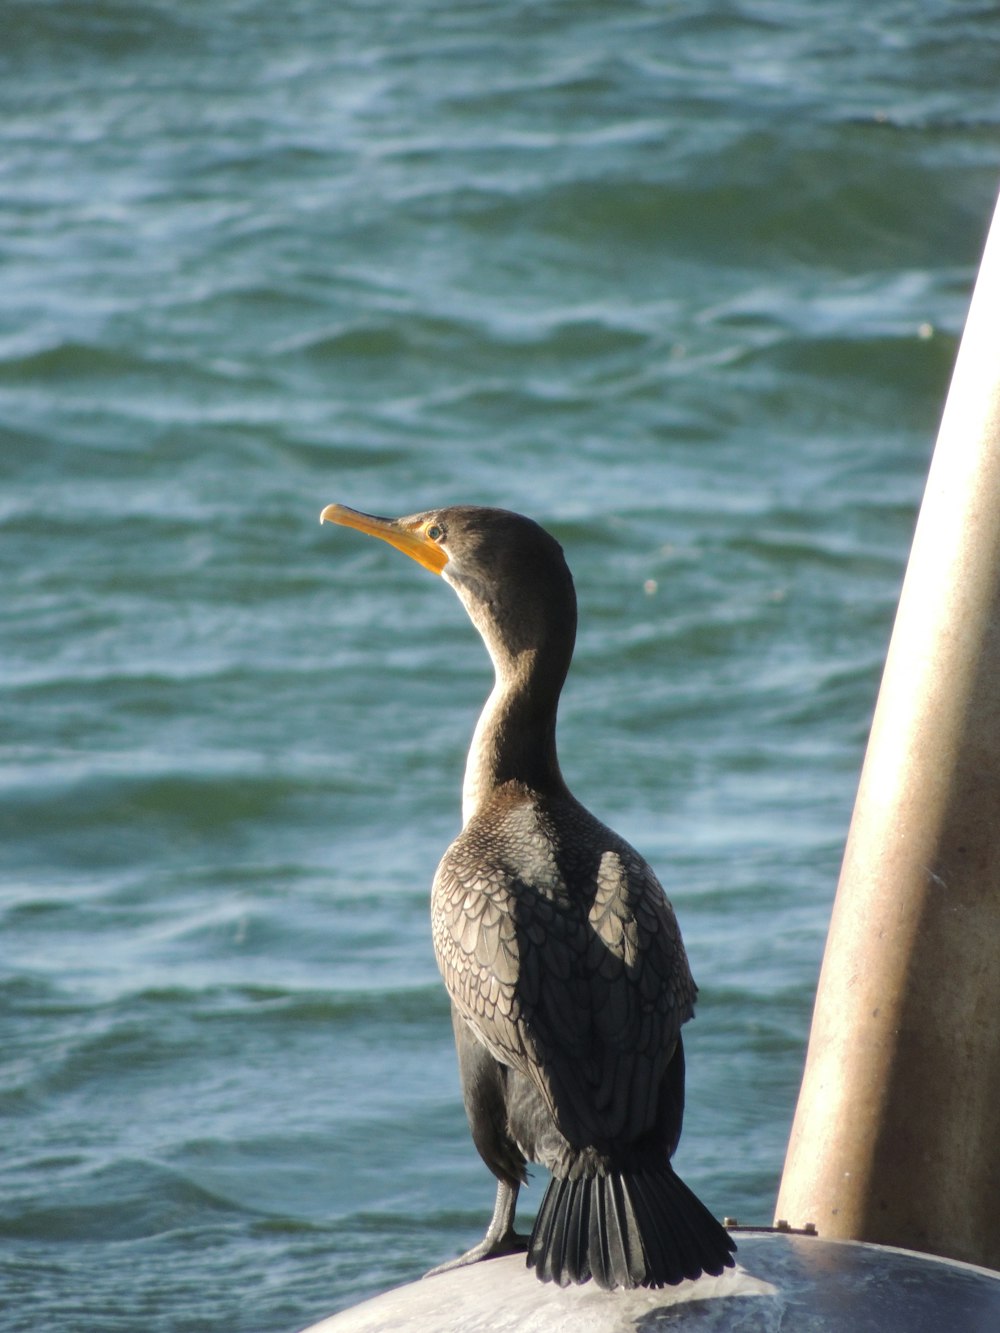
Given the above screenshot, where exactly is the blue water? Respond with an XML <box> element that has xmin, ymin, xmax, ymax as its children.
<box><xmin>3</xmin><ymin>3</ymin><xmax>999</xmax><ymax>1330</ymax></box>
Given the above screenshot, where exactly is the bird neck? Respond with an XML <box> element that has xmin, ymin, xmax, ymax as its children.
<box><xmin>461</xmin><ymin>649</ymin><xmax>569</xmax><ymax>826</ymax></box>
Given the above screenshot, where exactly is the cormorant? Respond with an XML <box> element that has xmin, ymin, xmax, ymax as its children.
<box><xmin>320</xmin><ymin>502</ymin><xmax>735</xmax><ymax>1290</ymax></box>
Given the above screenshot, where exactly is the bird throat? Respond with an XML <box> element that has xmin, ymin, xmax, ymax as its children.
<box><xmin>444</xmin><ymin>555</ymin><xmax>574</xmax><ymax>826</ymax></box>
<box><xmin>461</xmin><ymin>663</ymin><xmax>566</xmax><ymax>826</ymax></box>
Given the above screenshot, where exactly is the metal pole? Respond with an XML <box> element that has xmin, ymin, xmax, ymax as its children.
<box><xmin>775</xmin><ymin>187</ymin><xmax>1000</xmax><ymax>1269</ymax></box>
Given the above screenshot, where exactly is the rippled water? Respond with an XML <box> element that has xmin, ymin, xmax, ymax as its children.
<box><xmin>3</xmin><ymin>3</ymin><xmax>999</xmax><ymax>1330</ymax></box>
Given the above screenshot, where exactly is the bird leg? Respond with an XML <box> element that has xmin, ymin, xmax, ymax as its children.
<box><xmin>424</xmin><ymin>1180</ymin><xmax>528</xmax><ymax>1278</ymax></box>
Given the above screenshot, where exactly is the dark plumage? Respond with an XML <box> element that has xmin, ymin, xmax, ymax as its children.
<box><xmin>320</xmin><ymin>502</ymin><xmax>736</xmax><ymax>1290</ymax></box>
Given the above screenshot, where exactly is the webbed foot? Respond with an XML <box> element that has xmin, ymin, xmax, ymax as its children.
<box><xmin>423</xmin><ymin>1229</ymin><xmax>528</xmax><ymax>1278</ymax></box>
<box><xmin>423</xmin><ymin>1179</ymin><xmax>527</xmax><ymax>1279</ymax></box>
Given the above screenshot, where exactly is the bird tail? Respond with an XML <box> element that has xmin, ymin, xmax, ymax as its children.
<box><xmin>526</xmin><ymin>1165</ymin><xmax>736</xmax><ymax>1290</ymax></box>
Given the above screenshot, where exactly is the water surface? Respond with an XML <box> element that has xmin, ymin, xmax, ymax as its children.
<box><xmin>3</xmin><ymin>3</ymin><xmax>999</xmax><ymax>1330</ymax></box>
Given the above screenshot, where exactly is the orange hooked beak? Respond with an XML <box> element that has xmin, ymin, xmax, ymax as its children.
<box><xmin>319</xmin><ymin>503</ymin><xmax>449</xmax><ymax>576</ymax></box>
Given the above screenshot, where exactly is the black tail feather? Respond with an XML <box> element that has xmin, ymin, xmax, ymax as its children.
<box><xmin>628</xmin><ymin>1168</ymin><xmax>685</xmax><ymax>1284</ymax></box>
<box><xmin>631</xmin><ymin>1168</ymin><xmax>706</xmax><ymax>1282</ymax></box>
<box><xmin>588</xmin><ymin>1173</ymin><xmax>611</xmax><ymax>1288</ymax></box>
<box><xmin>565</xmin><ymin>1177</ymin><xmax>591</xmax><ymax>1285</ymax></box>
<box><xmin>543</xmin><ymin>1178</ymin><xmax>570</xmax><ymax>1284</ymax></box>
<box><xmin>615</xmin><ymin>1173</ymin><xmax>648</xmax><ymax>1286</ymax></box>
<box><xmin>527</xmin><ymin>1165</ymin><xmax>735</xmax><ymax>1290</ymax></box>
<box><xmin>532</xmin><ymin>1177</ymin><xmax>562</xmax><ymax>1283</ymax></box>
<box><xmin>601</xmin><ymin>1176</ymin><xmax>629</xmax><ymax>1288</ymax></box>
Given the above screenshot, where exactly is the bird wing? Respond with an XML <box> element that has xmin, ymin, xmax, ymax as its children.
<box><xmin>431</xmin><ymin>791</ymin><xmax>696</xmax><ymax>1149</ymax></box>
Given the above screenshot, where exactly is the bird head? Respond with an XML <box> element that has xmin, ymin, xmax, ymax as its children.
<box><xmin>320</xmin><ymin>503</ymin><xmax>577</xmax><ymax>675</ymax></box>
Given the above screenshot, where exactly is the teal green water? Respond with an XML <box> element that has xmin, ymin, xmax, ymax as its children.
<box><xmin>3</xmin><ymin>3</ymin><xmax>999</xmax><ymax>1330</ymax></box>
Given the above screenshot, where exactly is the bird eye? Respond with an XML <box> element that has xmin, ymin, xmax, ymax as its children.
<box><xmin>426</xmin><ymin>524</ymin><xmax>445</xmax><ymax>542</ymax></box>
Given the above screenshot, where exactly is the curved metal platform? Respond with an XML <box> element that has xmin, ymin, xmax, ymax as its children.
<box><xmin>299</xmin><ymin>1231</ymin><xmax>1000</xmax><ymax>1333</ymax></box>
